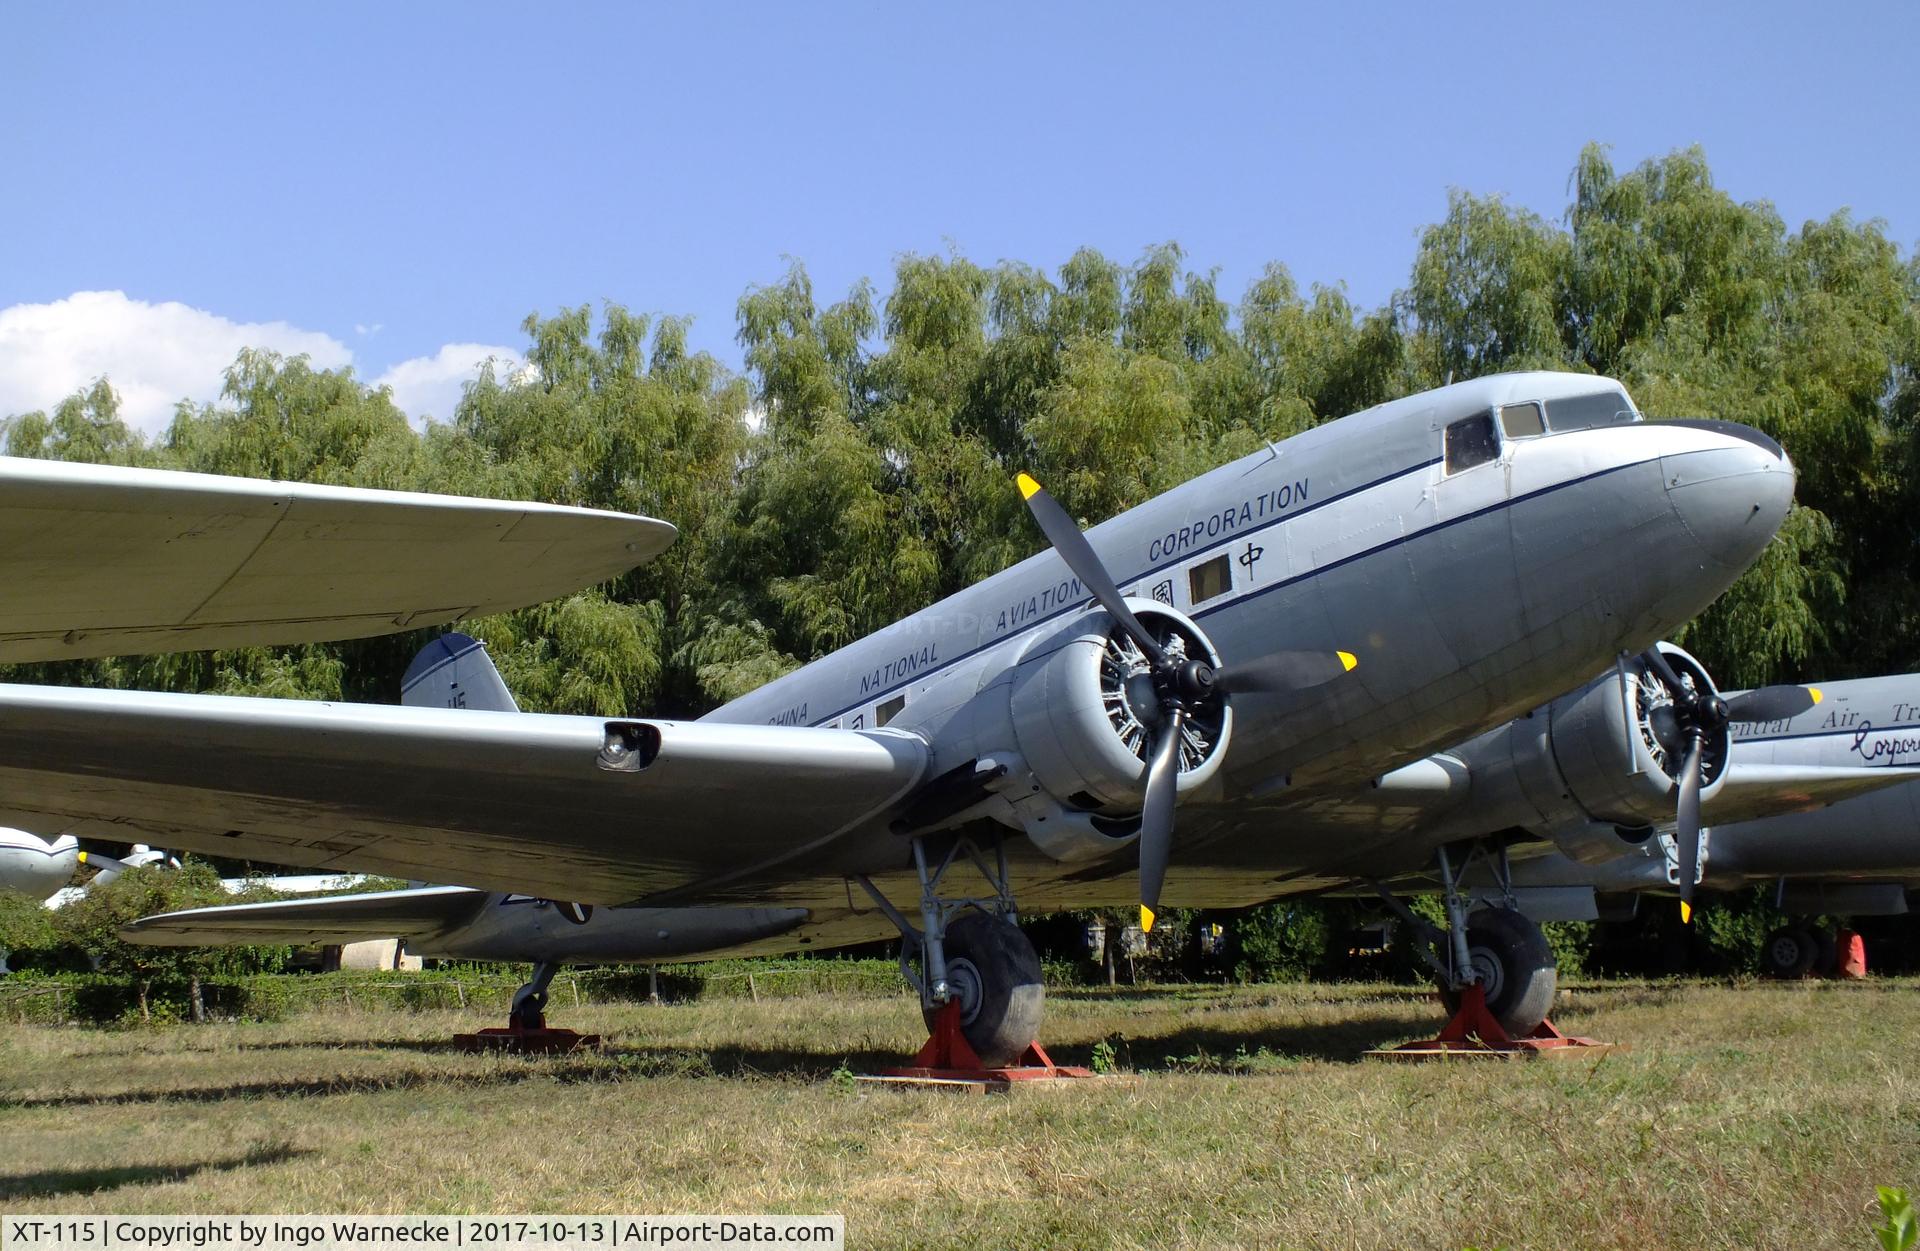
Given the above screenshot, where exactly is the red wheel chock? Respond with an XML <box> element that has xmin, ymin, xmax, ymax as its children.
<box><xmin>454</xmin><ymin>1012</ymin><xmax>600</xmax><ymax>1054</ymax></box>
<box><xmin>861</xmin><ymin>1000</ymin><xmax>1098</xmax><ymax>1088</ymax></box>
<box><xmin>1366</xmin><ymin>984</ymin><xmax>1616</xmax><ymax>1061</ymax></box>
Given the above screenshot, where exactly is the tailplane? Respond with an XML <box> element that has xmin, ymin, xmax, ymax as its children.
<box><xmin>400</xmin><ymin>633</ymin><xmax>520</xmax><ymax>713</ymax></box>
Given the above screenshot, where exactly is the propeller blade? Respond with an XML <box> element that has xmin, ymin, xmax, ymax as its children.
<box><xmin>1675</xmin><ymin>733</ymin><xmax>1705</xmax><ymax>923</ymax></box>
<box><xmin>1017</xmin><ymin>473</ymin><xmax>1171</xmax><ymax>670</ymax></box>
<box><xmin>1723</xmin><ymin>684</ymin><xmax>1821</xmax><ymax>723</ymax></box>
<box><xmin>1136</xmin><ymin>706</ymin><xmax>1186</xmax><ymax>935</ymax></box>
<box><xmin>1214</xmin><ymin>649</ymin><xmax>1359</xmax><ymax>696</ymax></box>
<box><xmin>76</xmin><ymin>851</ymin><xmax>132</xmax><ymax>875</ymax></box>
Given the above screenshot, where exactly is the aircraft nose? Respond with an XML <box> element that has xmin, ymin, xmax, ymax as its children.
<box><xmin>1659</xmin><ymin>420</ymin><xmax>1795</xmax><ymax>572</ymax></box>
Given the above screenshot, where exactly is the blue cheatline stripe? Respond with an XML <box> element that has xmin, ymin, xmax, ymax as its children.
<box><xmin>793</xmin><ymin>452</ymin><xmax>1659</xmax><ymax>730</ymax></box>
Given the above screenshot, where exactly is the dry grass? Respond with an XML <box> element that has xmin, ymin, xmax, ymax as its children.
<box><xmin>1</xmin><ymin>979</ymin><xmax>1915</xmax><ymax>1249</ymax></box>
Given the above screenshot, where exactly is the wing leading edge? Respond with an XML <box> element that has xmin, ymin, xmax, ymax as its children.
<box><xmin>121</xmin><ymin>885</ymin><xmax>487</xmax><ymax>946</ymax></box>
<box><xmin>0</xmin><ymin>456</ymin><xmax>677</xmax><ymax>662</ymax></box>
<box><xmin>0</xmin><ymin>684</ymin><xmax>928</xmax><ymax>907</ymax></box>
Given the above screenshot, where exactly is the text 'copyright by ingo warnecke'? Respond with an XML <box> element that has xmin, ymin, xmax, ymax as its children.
<box><xmin>2</xmin><ymin>1218</ymin><xmax>844</xmax><ymax>1251</ymax></box>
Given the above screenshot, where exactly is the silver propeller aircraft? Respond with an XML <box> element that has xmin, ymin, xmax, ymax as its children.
<box><xmin>133</xmin><ymin>640</ymin><xmax>1918</xmax><ymax>1044</ymax></box>
<box><xmin>39</xmin><ymin>368</ymin><xmax>1840</xmax><ymax>1062</ymax></box>
<box><xmin>1413</xmin><ymin>671</ymin><xmax>1920</xmax><ymax>975</ymax></box>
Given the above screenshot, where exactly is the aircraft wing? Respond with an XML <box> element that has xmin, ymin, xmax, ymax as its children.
<box><xmin>0</xmin><ymin>684</ymin><xmax>928</xmax><ymax>906</ymax></box>
<box><xmin>120</xmin><ymin>885</ymin><xmax>486</xmax><ymax>946</ymax></box>
<box><xmin>1703</xmin><ymin>763</ymin><xmax>1920</xmax><ymax>826</ymax></box>
<box><xmin>0</xmin><ymin>456</ymin><xmax>676</xmax><ymax>662</ymax></box>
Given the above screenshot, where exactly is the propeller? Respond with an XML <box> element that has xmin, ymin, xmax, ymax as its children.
<box><xmin>1636</xmin><ymin>647</ymin><xmax>1820</xmax><ymax>922</ymax></box>
<box><xmin>76</xmin><ymin>846</ymin><xmax>179</xmax><ymax>885</ymax></box>
<box><xmin>1016</xmin><ymin>472</ymin><xmax>1358</xmax><ymax>933</ymax></box>
<box><xmin>76</xmin><ymin>850</ymin><xmax>133</xmax><ymax>878</ymax></box>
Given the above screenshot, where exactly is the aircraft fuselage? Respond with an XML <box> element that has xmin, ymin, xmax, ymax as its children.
<box><xmin>707</xmin><ymin>373</ymin><xmax>1793</xmax><ymax>903</ymax></box>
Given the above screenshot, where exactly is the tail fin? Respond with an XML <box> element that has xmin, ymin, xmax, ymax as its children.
<box><xmin>400</xmin><ymin>632</ymin><xmax>519</xmax><ymax>713</ymax></box>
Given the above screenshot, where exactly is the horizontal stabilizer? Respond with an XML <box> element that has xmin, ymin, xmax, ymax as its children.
<box><xmin>120</xmin><ymin>885</ymin><xmax>486</xmax><ymax>946</ymax></box>
<box><xmin>1705</xmin><ymin>763</ymin><xmax>1920</xmax><ymax>826</ymax></box>
<box><xmin>0</xmin><ymin>456</ymin><xmax>676</xmax><ymax>662</ymax></box>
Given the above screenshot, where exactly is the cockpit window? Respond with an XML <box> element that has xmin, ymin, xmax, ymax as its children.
<box><xmin>1498</xmin><ymin>401</ymin><xmax>1545</xmax><ymax>439</ymax></box>
<box><xmin>1546</xmin><ymin>390</ymin><xmax>1636</xmax><ymax>431</ymax></box>
<box><xmin>1444</xmin><ymin>413</ymin><xmax>1499</xmax><ymax>473</ymax></box>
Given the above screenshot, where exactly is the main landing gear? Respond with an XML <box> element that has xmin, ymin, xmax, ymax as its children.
<box><xmin>454</xmin><ymin>960</ymin><xmax>601</xmax><ymax>1054</ymax></box>
<box><xmin>1370</xmin><ymin>842</ymin><xmax>1610</xmax><ymax>1059</ymax></box>
<box><xmin>857</xmin><ymin>834</ymin><xmax>1092</xmax><ymax>1083</ymax></box>
<box><xmin>1762</xmin><ymin>923</ymin><xmax>1866</xmax><ymax>980</ymax></box>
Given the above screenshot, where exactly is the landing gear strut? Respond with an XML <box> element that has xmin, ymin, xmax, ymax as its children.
<box><xmin>454</xmin><ymin>961</ymin><xmax>601</xmax><ymax>1054</ymax></box>
<box><xmin>1369</xmin><ymin>842</ymin><xmax>1609</xmax><ymax>1059</ymax></box>
<box><xmin>511</xmin><ymin>961</ymin><xmax>556</xmax><ymax>1030</ymax></box>
<box><xmin>1762</xmin><ymin>923</ymin><xmax>1865</xmax><ymax>979</ymax></box>
<box><xmin>857</xmin><ymin>834</ymin><xmax>1091</xmax><ymax>1082</ymax></box>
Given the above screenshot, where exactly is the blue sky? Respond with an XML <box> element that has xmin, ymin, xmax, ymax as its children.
<box><xmin>2</xmin><ymin>2</ymin><xmax>1914</xmax><ymax>430</ymax></box>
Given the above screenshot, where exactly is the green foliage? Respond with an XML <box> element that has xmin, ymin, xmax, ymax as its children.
<box><xmin>1540</xmin><ymin>921</ymin><xmax>1593</xmax><ymax>978</ymax></box>
<box><xmin>0</xmin><ymin>890</ymin><xmax>68</xmax><ymax>973</ymax></box>
<box><xmin>51</xmin><ymin>861</ymin><xmax>291</xmax><ymax>986</ymax></box>
<box><xmin>1227</xmin><ymin>902</ymin><xmax>1334</xmax><ymax>982</ymax></box>
<box><xmin>1689</xmin><ymin>886</ymin><xmax>1796</xmax><ymax>975</ymax></box>
<box><xmin>1878</xmin><ymin>1187</ymin><xmax>1917</xmax><ymax>1251</ymax></box>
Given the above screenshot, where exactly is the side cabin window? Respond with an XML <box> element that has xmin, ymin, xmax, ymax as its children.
<box><xmin>1498</xmin><ymin>401</ymin><xmax>1545</xmax><ymax>439</ymax></box>
<box><xmin>875</xmin><ymin>693</ymin><xmax>907</xmax><ymax>727</ymax></box>
<box><xmin>1187</xmin><ymin>553</ymin><xmax>1232</xmax><ymax>604</ymax></box>
<box><xmin>1444</xmin><ymin>413</ymin><xmax>1499</xmax><ymax>474</ymax></box>
<box><xmin>1546</xmin><ymin>390</ymin><xmax>1636</xmax><ymax>431</ymax></box>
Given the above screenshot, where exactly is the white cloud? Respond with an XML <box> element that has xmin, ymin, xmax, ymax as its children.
<box><xmin>0</xmin><ymin>291</ymin><xmax>352</xmax><ymax>434</ymax></box>
<box><xmin>372</xmin><ymin>343</ymin><xmax>526</xmax><ymax>428</ymax></box>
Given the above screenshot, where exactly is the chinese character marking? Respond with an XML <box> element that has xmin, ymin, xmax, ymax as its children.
<box><xmin>1237</xmin><ymin>542</ymin><xmax>1265</xmax><ymax>578</ymax></box>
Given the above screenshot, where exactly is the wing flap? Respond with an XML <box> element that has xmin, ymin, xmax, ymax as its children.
<box><xmin>0</xmin><ymin>457</ymin><xmax>676</xmax><ymax>661</ymax></box>
<box><xmin>0</xmin><ymin>684</ymin><xmax>928</xmax><ymax>906</ymax></box>
<box><xmin>121</xmin><ymin>885</ymin><xmax>486</xmax><ymax>946</ymax></box>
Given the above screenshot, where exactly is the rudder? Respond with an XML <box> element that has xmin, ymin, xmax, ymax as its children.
<box><xmin>400</xmin><ymin>633</ymin><xmax>520</xmax><ymax>713</ymax></box>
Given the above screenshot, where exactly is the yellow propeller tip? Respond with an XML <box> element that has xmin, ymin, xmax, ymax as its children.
<box><xmin>76</xmin><ymin>852</ymin><xmax>88</xmax><ymax>865</ymax></box>
<box><xmin>1337</xmin><ymin>651</ymin><xmax>1358</xmax><ymax>672</ymax></box>
<box><xmin>1809</xmin><ymin>687</ymin><xmax>1823</xmax><ymax>705</ymax></box>
<box><xmin>1139</xmin><ymin>905</ymin><xmax>1156</xmax><ymax>934</ymax></box>
<box><xmin>1680</xmin><ymin>901</ymin><xmax>1692</xmax><ymax>925</ymax></box>
<box><xmin>1016</xmin><ymin>472</ymin><xmax>1042</xmax><ymax>500</ymax></box>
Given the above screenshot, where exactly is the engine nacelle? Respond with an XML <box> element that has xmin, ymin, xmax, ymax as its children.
<box><xmin>995</xmin><ymin>601</ymin><xmax>1232</xmax><ymax>860</ymax></box>
<box><xmin>0</xmin><ymin>829</ymin><xmax>79</xmax><ymax>902</ymax></box>
<box><xmin>1456</xmin><ymin>643</ymin><xmax>1730</xmax><ymax>862</ymax></box>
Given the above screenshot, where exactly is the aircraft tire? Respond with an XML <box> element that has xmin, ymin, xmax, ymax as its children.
<box><xmin>1445</xmin><ymin>907</ymin><xmax>1557</xmax><ymax>1036</ymax></box>
<box><xmin>1810</xmin><ymin>926</ymin><xmax>1839</xmax><ymax>978</ymax></box>
<box><xmin>925</xmin><ymin>911</ymin><xmax>1044</xmax><ymax>1068</ymax></box>
<box><xmin>1762</xmin><ymin>926</ymin><xmax>1819</xmax><ymax>979</ymax></box>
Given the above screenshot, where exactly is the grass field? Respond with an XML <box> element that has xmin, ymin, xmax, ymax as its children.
<box><xmin>1</xmin><ymin>979</ymin><xmax>1915</xmax><ymax>1249</ymax></box>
